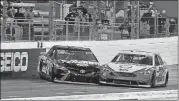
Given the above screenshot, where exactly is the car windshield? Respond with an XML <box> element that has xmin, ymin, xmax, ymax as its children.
<box><xmin>111</xmin><ymin>53</ymin><xmax>153</xmax><ymax>65</ymax></box>
<box><xmin>56</xmin><ymin>49</ymin><xmax>98</xmax><ymax>62</ymax></box>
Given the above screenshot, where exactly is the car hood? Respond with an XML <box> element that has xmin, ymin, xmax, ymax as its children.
<box><xmin>107</xmin><ymin>62</ymin><xmax>153</xmax><ymax>73</ymax></box>
<box><xmin>58</xmin><ymin>60</ymin><xmax>100</xmax><ymax>68</ymax></box>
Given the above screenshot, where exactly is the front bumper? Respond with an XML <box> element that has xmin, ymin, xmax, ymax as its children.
<box><xmin>56</xmin><ymin>69</ymin><xmax>98</xmax><ymax>83</ymax></box>
<box><xmin>99</xmin><ymin>71</ymin><xmax>152</xmax><ymax>87</ymax></box>
<box><xmin>99</xmin><ymin>80</ymin><xmax>151</xmax><ymax>87</ymax></box>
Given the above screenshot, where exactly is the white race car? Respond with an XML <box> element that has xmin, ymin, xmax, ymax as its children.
<box><xmin>99</xmin><ymin>50</ymin><xmax>169</xmax><ymax>88</ymax></box>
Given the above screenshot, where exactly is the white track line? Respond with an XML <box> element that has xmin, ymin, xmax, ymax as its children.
<box><xmin>1</xmin><ymin>90</ymin><xmax>177</xmax><ymax>100</ymax></box>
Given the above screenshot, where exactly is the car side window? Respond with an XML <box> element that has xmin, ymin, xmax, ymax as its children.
<box><xmin>157</xmin><ymin>55</ymin><xmax>164</xmax><ymax>65</ymax></box>
<box><xmin>155</xmin><ymin>55</ymin><xmax>160</xmax><ymax>66</ymax></box>
<box><xmin>47</xmin><ymin>47</ymin><xmax>55</xmax><ymax>57</ymax></box>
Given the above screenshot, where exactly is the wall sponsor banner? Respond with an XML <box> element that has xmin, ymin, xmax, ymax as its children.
<box><xmin>1</xmin><ymin>52</ymin><xmax>28</xmax><ymax>72</ymax></box>
<box><xmin>0</xmin><ymin>48</ymin><xmax>46</xmax><ymax>77</ymax></box>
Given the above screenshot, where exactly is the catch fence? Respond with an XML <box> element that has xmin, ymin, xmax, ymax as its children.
<box><xmin>1</xmin><ymin>17</ymin><xmax>178</xmax><ymax>42</ymax></box>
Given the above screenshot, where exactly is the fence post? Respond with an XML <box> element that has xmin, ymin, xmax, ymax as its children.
<box><xmin>54</xmin><ymin>21</ymin><xmax>57</xmax><ymax>41</ymax></box>
<box><xmin>124</xmin><ymin>1</ymin><xmax>128</xmax><ymax>19</ymax></box>
<box><xmin>156</xmin><ymin>11</ymin><xmax>159</xmax><ymax>36</ymax></box>
<box><xmin>10</xmin><ymin>21</ymin><xmax>13</xmax><ymax>40</ymax></box>
<box><xmin>28</xmin><ymin>20</ymin><xmax>31</xmax><ymax>41</ymax></box>
<box><xmin>89</xmin><ymin>22</ymin><xmax>92</xmax><ymax>41</ymax></box>
<box><xmin>78</xmin><ymin>22</ymin><xmax>80</xmax><ymax>40</ymax></box>
<box><xmin>66</xmin><ymin>22</ymin><xmax>69</xmax><ymax>41</ymax></box>
<box><xmin>154</xmin><ymin>8</ymin><xmax>157</xmax><ymax>37</ymax></box>
<box><xmin>111</xmin><ymin>0</ymin><xmax>116</xmax><ymax>40</ymax></box>
<box><xmin>136</xmin><ymin>1</ymin><xmax>140</xmax><ymax>39</ymax></box>
<box><xmin>41</xmin><ymin>16</ymin><xmax>44</xmax><ymax>41</ymax></box>
<box><xmin>49</xmin><ymin>1</ymin><xmax>54</xmax><ymax>41</ymax></box>
<box><xmin>111</xmin><ymin>23</ymin><xmax>114</xmax><ymax>40</ymax></box>
<box><xmin>131</xmin><ymin>1</ymin><xmax>135</xmax><ymax>39</ymax></box>
<box><xmin>1</xmin><ymin>1</ymin><xmax>8</xmax><ymax>42</ymax></box>
<box><xmin>165</xmin><ymin>18</ymin><xmax>170</xmax><ymax>37</ymax></box>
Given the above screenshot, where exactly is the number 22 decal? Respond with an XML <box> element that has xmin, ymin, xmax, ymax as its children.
<box><xmin>45</xmin><ymin>60</ymin><xmax>53</xmax><ymax>76</ymax></box>
<box><xmin>157</xmin><ymin>67</ymin><xmax>165</xmax><ymax>82</ymax></box>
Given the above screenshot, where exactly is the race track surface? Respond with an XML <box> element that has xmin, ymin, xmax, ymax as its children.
<box><xmin>1</xmin><ymin>65</ymin><xmax>178</xmax><ymax>100</ymax></box>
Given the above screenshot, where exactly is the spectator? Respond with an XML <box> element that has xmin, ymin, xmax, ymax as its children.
<box><xmin>140</xmin><ymin>10</ymin><xmax>155</xmax><ymax>35</ymax></box>
<box><xmin>14</xmin><ymin>8</ymin><xmax>25</xmax><ymax>26</ymax></box>
<box><xmin>24</xmin><ymin>7</ymin><xmax>34</xmax><ymax>41</ymax></box>
<box><xmin>6</xmin><ymin>24</ymin><xmax>14</xmax><ymax>40</ymax></box>
<box><xmin>63</xmin><ymin>8</ymin><xmax>77</xmax><ymax>35</ymax></box>
<box><xmin>77</xmin><ymin>1</ymin><xmax>88</xmax><ymax>16</ymax></box>
<box><xmin>7</xmin><ymin>7</ymin><xmax>15</xmax><ymax>18</ymax></box>
<box><xmin>85</xmin><ymin>13</ymin><xmax>93</xmax><ymax>22</ymax></box>
<box><xmin>148</xmin><ymin>10</ymin><xmax>155</xmax><ymax>35</ymax></box>
<box><xmin>74</xmin><ymin>9</ymin><xmax>87</xmax><ymax>39</ymax></box>
<box><xmin>65</xmin><ymin>8</ymin><xmax>77</xmax><ymax>24</ymax></box>
<box><xmin>119</xmin><ymin>19</ymin><xmax>131</xmax><ymax>38</ymax></box>
<box><xmin>141</xmin><ymin>11</ymin><xmax>152</xmax><ymax>23</ymax></box>
<box><xmin>14</xmin><ymin>8</ymin><xmax>25</xmax><ymax>40</ymax></box>
<box><xmin>24</xmin><ymin>7</ymin><xmax>34</xmax><ymax>19</ymax></box>
<box><xmin>69</xmin><ymin>2</ymin><xmax>77</xmax><ymax>12</ymax></box>
<box><xmin>169</xmin><ymin>18</ymin><xmax>177</xmax><ymax>33</ymax></box>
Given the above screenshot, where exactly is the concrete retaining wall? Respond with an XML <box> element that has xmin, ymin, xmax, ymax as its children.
<box><xmin>1</xmin><ymin>36</ymin><xmax>177</xmax><ymax>78</ymax></box>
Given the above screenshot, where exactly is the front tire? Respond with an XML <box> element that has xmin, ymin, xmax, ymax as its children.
<box><xmin>48</xmin><ymin>66</ymin><xmax>55</xmax><ymax>82</ymax></box>
<box><xmin>98</xmin><ymin>76</ymin><xmax>105</xmax><ymax>86</ymax></box>
<box><xmin>163</xmin><ymin>72</ymin><xmax>169</xmax><ymax>87</ymax></box>
<box><xmin>150</xmin><ymin>71</ymin><xmax>156</xmax><ymax>88</ymax></box>
<box><xmin>37</xmin><ymin>60</ymin><xmax>45</xmax><ymax>80</ymax></box>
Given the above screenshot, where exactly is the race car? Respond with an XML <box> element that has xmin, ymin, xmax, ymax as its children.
<box><xmin>98</xmin><ymin>50</ymin><xmax>169</xmax><ymax>88</ymax></box>
<box><xmin>37</xmin><ymin>45</ymin><xmax>100</xmax><ymax>83</ymax></box>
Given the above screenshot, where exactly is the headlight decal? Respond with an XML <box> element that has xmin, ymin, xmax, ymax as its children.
<box><xmin>135</xmin><ymin>68</ymin><xmax>152</xmax><ymax>75</ymax></box>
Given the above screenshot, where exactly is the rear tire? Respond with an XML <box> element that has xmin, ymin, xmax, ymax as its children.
<box><xmin>163</xmin><ymin>72</ymin><xmax>169</xmax><ymax>87</ymax></box>
<box><xmin>150</xmin><ymin>71</ymin><xmax>156</xmax><ymax>88</ymax></box>
<box><xmin>37</xmin><ymin>60</ymin><xmax>45</xmax><ymax>80</ymax></box>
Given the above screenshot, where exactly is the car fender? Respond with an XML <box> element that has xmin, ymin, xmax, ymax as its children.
<box><xmin>37</xmin><ymin>57</ymin><xmax>44</xmax><ymax>74</ymax></box>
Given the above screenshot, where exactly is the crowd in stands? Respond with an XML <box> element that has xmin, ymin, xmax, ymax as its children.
<box><xmin>1</xmin><ymin>1</ymin><xmax>177</xmax><ymax>41</ymax></box>
<box><xmin>63</xmin><ymin>1</ymin><xmax>93</xmax><ymax>37</ymax></box>
<box><xmin>1</xmin><ymin>0</ymin><xmax>35</xmax><ymax>41</ymax></box>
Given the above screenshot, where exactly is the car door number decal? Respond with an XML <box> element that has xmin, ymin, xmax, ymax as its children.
<box><xmin>42</xmin><ymin>60</ymin><xmax>51</xmax><ymax>75</ymax></box>
<box><xmin>156</xmin><ymin>67</ymin><xmax>165</xmax><ymax>82</ymax></box>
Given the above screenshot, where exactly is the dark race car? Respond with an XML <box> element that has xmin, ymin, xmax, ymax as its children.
<box><xmin>37</xmin><ymin>45</ymin><xmax>100</xmax><ymax>83</ymax></box>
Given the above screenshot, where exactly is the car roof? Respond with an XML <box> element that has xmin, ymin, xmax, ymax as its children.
<box><xmin>53</xmin><ymin>45</ymin><xmax>91</xmax><ymax>51</ymax></box>
<box><xmin>118</xmin><ymin>50</ymin><xmax>158</xmax><ymax>56</ymax></box>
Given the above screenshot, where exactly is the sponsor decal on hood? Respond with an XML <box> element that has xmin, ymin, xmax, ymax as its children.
<box><xmin>60</xmin><ymin>60</ymin><xmax>99</xmax><ymax>67</ymax></box>
<box><xmin>108</xmin><ymin>62</ymin><xmax>152</xmax><ymax>73</ymax></box>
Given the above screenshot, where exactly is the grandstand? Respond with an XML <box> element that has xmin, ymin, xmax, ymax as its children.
<box><xmin>1</xmin><ymin>0</ymin><xmax>178</xmax><ymax>42</ymax></box>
